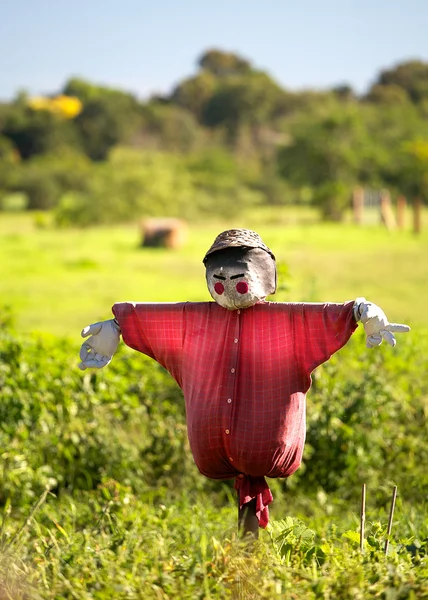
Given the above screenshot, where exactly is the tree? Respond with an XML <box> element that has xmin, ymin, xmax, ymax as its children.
<box><xmin>368</xmin><ymin>60</ymin><xmax>428</xmax><ymax>104</ymax></box>
<box><xmin>74</xmin><ymin>94</ymin><xmax>142</xmax><ymax>160</ymax></box>
<box><xmin>364</xmin><ymin>83</ymin><xmax>410</xmax><ymax>105</ymax></box>
<box><xmin>393</xmin><ymin>139</ymin><xmax>428</xmax><ymax>200</ymax></box>
<box><xmin>198</xmin><ymin>49</ymin><xmax>252</xmax><ymax>77</ymax></box>
<box><xmin>202</xmin><ymin>72</ymin><xmax>286</xmax><ymax>130</ymax></box>
<box><xmin>62</xmin><ymin>77</ymin><xmax>131</xmax><ymax>103</ymax></box>
<box><xmin>1</xmin><ymin>99</ymin><xmax>80</xmax><ymax>159</ymax></box>
<box><xmin>360</xmin><ymin>102</ymin><xmax>428</xmax><ymax>195</ymax></box>
<box><xmin>0</xmin><ymin>135</ymin><xmax>16</xmax><ymax>162</ymax></box>
<box><xmin>62</xmin><ymin>78</ymin><xmax>144</xmax><ymax>160</ymax></box>
<box><xmin>140</xmin><ymin>103</ymin><xmax>203</xmax><ymax>152</ymax></box>
<box><xmin>170</xmin><ymin>72</ymin><xmax>217</xmax><ymax>120</ymax></box>
<box><xmin>277</xmin><ymin>105</ymin><xmax>371</xmax><ymax>220</ymax></box>
<box><xmin>331</xmin><ymin>84</ymin><xmax>356</xmax><ymax>101</ymax></box>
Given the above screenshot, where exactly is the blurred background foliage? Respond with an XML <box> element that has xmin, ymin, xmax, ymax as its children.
<box><xmin>2</xmin><ymin>48</ymin><xmax>428</xmax><ymax>224</ymax></box>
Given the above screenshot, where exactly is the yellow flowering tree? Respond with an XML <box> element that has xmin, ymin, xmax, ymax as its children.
<box><xmin>27</xmin><ymin>95</ymin><xmax>82</xmax><ymax>119</ymax></box>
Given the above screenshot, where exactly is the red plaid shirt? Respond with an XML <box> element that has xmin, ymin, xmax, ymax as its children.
<box><xmin>112</xmin><ymin>300</ymin><xmax>357</xmax><ymax>527</ymax></box>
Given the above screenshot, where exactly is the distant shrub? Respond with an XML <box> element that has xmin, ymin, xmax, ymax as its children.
<box><xmin>18</xmin><ymin>171</ymin><xmax>61</xmax><ymax>210</ymax></box>
<box><xmin>0</xmin><ymin>192</ymin><xmax>28</xmax><ymax>211</ymax></box>
<box><xmin>54</xmin><ymin>148</ymin><xmax>262</xmax><ymax>227</ymax></box>
<box><xmin>312</xmin><ymin>181</ymin><xmax>352</xmax><ymax>221</ymax></box>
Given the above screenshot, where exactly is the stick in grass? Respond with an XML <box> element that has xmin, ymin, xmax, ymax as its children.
<box><xmin>360</xmin><ymin>483</ymin><xmax>366</xmax><ymax>553</ymax></box>
<box><xmin>384</xmin><ymin>485</ymin><xmax>398</xmax><ymax>555</ymax></box>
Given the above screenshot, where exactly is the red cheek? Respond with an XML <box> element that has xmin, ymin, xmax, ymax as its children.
<box><xmin>214</xmin><ymin>282</ymin><xmax>225</xmax><ymax>295</ymax></box>
<box><xmin>236</xmin><ymin>281</ymin><xmax>248</xmax><ymax>294</ymax></box>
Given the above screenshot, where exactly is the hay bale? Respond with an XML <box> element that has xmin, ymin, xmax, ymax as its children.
<box><xmin>141</xmin><ymin>218</ymin><xmax>187</xmax><ymax>249</ymax></box>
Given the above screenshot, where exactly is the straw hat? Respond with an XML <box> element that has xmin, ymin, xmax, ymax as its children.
<box><xmin>203</xmin><ymin>229</ymin><xmax>275</xmax><ymax>264</ymax></box>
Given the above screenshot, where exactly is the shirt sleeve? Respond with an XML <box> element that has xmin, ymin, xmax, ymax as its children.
<box><xmin>112</xmin><ymin>302</ymin><xmax>187</xmax><ymax>386</ymax></box>
<box><xmin>290</xmin><ymin>300</ymin><xmax>358</xmax><ymax>374</ymax></box>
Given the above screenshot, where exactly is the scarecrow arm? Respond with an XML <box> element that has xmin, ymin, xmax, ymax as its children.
<box><xmin>78</xmin><ymin>319</ymin><xmax>121</xmax><ymax>370</ymax></box>
<box><xmin>353</xmin><ymin>298</ymin><xmax>410</xmax><ymax>348</ymax></box>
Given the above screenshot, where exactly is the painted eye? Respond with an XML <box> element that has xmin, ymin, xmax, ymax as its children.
<box><xmin>214</xmin><ymin>282</ymin><xmax>225</xmax><ymax>295</ymax></box>
<box><xmin>236</xmin><ymin>281</ymin><xmax>248</xmax><ymax>294</ymax></box>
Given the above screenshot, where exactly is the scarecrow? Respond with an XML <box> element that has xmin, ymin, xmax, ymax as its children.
<box><xmin>79</xmin><ymin>230</ymin><xmax>410</xmax><ymax>535</ymax></box>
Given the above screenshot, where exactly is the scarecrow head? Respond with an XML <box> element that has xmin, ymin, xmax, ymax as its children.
<box><xmin>203</xmin><ymin>229</ymin><xmax>277</xmax><ymax>310</ymax></box>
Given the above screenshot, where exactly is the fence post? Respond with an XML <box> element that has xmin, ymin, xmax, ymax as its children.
<box><xmin>413</xmin><ymin>197</ymin><xmax>422</xmax><ymax>235</ymax></box>
<box><xmin>380</xmin><ymin>189</ymin><xmax>397</xmax><ymax>230</ymax></box>
<box><xmin>352</xmin><ymin>186</ymin><xmax>364</xmax><ymax>224</ymax></box>
<box><xmin>396</xmin><ymin>195</ymin><xmax>407</xmax><ymax>230</ymax></box>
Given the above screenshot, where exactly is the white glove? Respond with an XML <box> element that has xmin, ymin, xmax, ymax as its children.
<box><xmin>354</xmin><ymin>298</ymin><xmax>410</xmax><ymax>348</ymax></box>
<box><xmin>79</xmin><ymin>319</ymin><xmax>121</xmax><ymax>370</ymax></box>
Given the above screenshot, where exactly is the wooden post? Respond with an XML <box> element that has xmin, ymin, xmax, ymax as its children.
<box><xmin>352</xmin><ymin>186</ymin><xmax>364</xmax><ymax>224</ymax></box>
<box><xmin>384</xmin><ymin>486</ymin><xmax>398</xmax><ymax>555</ymax></box>
<box><xmin>238</xmin><ymin>497</ymin><xmax>259</xmax><ymax>539</ymax></box>
<box><xmin>380</xmin><ymin>189</ymin><xmax>397</xmax><ymax>230</ymax></box>
<box><xmin>413</xmin><ymin>197</ymin><xmax>422</xmax><ymax>235</ymax></box>
<box><xmin>396</xmin><ymin>196</ymin><xmax>407</xmax><ymax>230</ymax></box>
<box><xmin>360</xmin><ymin>483</ymin><xmax>366</xmax><ymax>553</ymax></box>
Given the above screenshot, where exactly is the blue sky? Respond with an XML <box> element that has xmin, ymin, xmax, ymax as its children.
<box><xmin>1</xmin><ymin>0</ymin><xmax>427</xmax><ymax>100</ymax></box>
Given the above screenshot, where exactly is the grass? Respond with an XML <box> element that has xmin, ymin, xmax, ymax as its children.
<box><xmin>1</xmin><ymin>487</ymin><xmax>427</xmax><ymax>599</ymax></box>
<box><xmin>1</xmin><ymin>207</ymin><xmax>428</xmax><ymax>338</ymax></box>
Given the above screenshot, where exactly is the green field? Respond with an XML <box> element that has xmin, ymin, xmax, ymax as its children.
<box><xmin>1</xmin><ymin>209</ymin><xmax>427</xmax><ymax>599</ymax></box>
<box><xmin>2</xmin><ymin>208</ymin><xmax>428</xmax><ymax>338</ymax></box>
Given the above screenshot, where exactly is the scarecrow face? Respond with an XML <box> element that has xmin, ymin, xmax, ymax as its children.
<box><xmin>205</xmin><ymin>247</ymin><xmax>276</xmax><ymax>310</ymax></box>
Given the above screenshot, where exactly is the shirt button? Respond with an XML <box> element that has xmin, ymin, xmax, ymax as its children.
<box><xmin>234</xmin><ymin>338</ymin><xmax>238</xmax><ymax>343</ymax></box>
<box><xmin>237</xmin><ymin>310</ymin><xmax>241</xmax><ymax>315</ymax></box>
<box><xmin>225</xmin><ymin>429</ymin><xmax>230</xmax><ymax>434</ymax></box>
<box><xmin>231</xmin><ymin>368</ymin><xmax>235</xmax><ymax>373</ymax></box>
<box><xmin>227</xmin><ymin>398</ymin><xmax>232</xmax><ymax>403</ymax></box>
<box><xmin>229</xmin><ymin>457</ymin><xmax>234</xmax><ymax>461</ymax></box>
